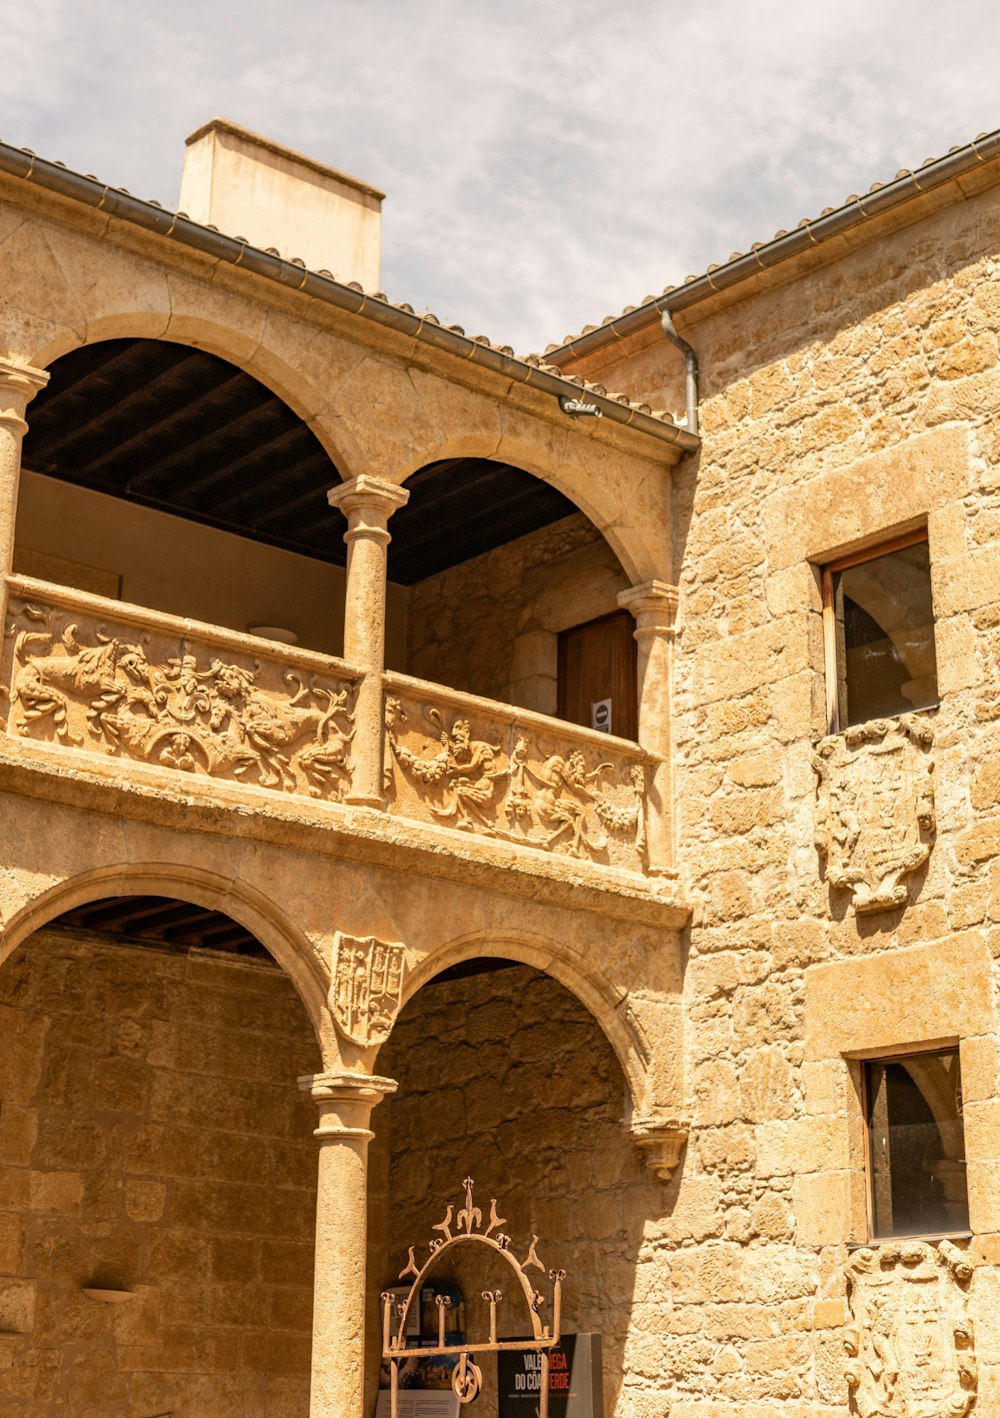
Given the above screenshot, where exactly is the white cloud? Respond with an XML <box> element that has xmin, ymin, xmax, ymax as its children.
<box><xmin>2</xmin><ymin>0</ymin><xmax>1000</xmax><ymax>351</ymax></box>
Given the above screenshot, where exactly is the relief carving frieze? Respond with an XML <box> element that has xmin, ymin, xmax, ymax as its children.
<box><xmin>814</xmin><ymin>715</ymin><xmax>935</xmax><ymax>913</ymax></box>
<box><xmin>331</xmin><ymin>932</ymin><xmax>405</xmax><ymax>1047</ymax></box>
<box><xmin>383</xmin><ymin>691</ymin><xmax>649</xmax><ymax>871</ymax></box>
<box><xmin>844</xmin><ymin>1240</ymin><xmax>975</xmax><ymax>1418</ymax></box>
<box><xmin>4</xmin><ymin>597</ymin><xmax>356</xmax><ymax>802</ymax></box>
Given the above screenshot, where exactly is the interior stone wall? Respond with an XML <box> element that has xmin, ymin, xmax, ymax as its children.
<box><xmin>0</xmin><ymin>926</ymin><xmax>320</xmax><ymax>1417</ymax></box>
<box><xmin>404</xmin><ymin>513</ymin><xmax>629</xmax><ymax>709</ymax></box>
<box><xmin>373</xmin><ymin>963</ymin><xmax>661</xmax><ymax>1418</ymax></box>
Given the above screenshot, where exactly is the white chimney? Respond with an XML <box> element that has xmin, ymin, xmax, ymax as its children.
<box><xmin>178</xmin><ymin>117</ymin><xmax>383</xmax><ymax>289</ymax></box>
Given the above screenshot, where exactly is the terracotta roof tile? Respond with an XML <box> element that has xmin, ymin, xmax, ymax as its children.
<box><xmin>550</xmin><ymin>125</ymin><xmax>1000</xmax><ymax>355</ymax></box>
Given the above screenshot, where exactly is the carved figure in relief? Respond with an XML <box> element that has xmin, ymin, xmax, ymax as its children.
<box><xmin>387</xmin><ymin>698</ymin><xmax>649</xmax><ymax>866</ymax></box>
<box><xmin>814</xmin><ymin>715</ymin><xmax>935</xmax><ymax>913</ymax></box>
<box><xmin>384</xmin><ymin>697</ymin><xmax>507</xmax><ymax>833</ymax></box>
<box><xmin>843</xmin><ymin>1240</ymin><xmax>976</xmax><ymax>1418</ymax></box>
<box><xmin>13</xmin><ymin>620</ymin><xmax>157</xmax><ymax>745</ymax></box>
<box><xmin>530</xmin><ymin>749</ymin><xmax>612</xmax><ymax>856</ymax></box>
<box><xmin>331</xmin><ymin>933</ymin><xmax>405</xmax><ymax>1046</ymax></box>
<box><xmin>7</xmin><ymin>604</ymin><xmax>355</xmax><ymax>801</ymax></box>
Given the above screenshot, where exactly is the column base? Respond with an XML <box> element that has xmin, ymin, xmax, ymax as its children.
<box><xmin>344</xmin><ymin>791</ymin><xmax>388</xmax><ymax>809</ymax></box>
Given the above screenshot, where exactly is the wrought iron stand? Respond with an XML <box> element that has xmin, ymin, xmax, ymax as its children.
<box><xmin>382</xmin><ymin>1177</ymin><xmax>566</xmax><ymax>1414</ymax></box>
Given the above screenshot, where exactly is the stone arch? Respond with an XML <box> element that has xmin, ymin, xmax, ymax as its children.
<box><xmin>27</xmin><ymin>317</ymin><xmax>363</xmax><ymax>481</ymax></box>
<box><xmin>393</xmin><ymin>436</ymin><xmax>667</xmax><ymax>587</ymax></box>
<box><xmin>372</xmin><ymin>933</ymin><xmax>659</xmax><ymax>1418</ymax></box>
<box><xmin>0</xmin><ymin>861</ymin><xmax>330</xmax><ymax>1050</ymax></box>
<box><xmin>386</xmin><ymin>929</ymin><xmax>649</xmax><ymax>1115</ymax></box>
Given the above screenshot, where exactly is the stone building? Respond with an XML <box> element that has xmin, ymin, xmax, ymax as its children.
<box><xmin>0</xmin><ymin>114</ymin><xmax>998</xmax><ymax>1418</ymax></box>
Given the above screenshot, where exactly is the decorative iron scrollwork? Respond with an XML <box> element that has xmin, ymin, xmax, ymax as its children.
<box><xmin>382</xmin><ymin>1177</ymin><xmax>566</xmax><ymax>1416</ymax></box>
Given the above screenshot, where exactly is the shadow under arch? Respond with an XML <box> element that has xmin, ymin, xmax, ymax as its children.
<box><xmin>0</xmin><ymin>862</ymin><xmax>329</xmax><ymax>1049</ymax></box>
<box><xmin>28</xmin><ymin>317</ymin><xmax>362</xmax><ymax>482</ymax></box>
<box><xmin>393</xmin><ymin>438</ymin><xmax>656</xmax><ymax>587</ymax></box>
<box><xmin>382</xmin><ymin>930</ymin><xmax>649</xmax><ymax>1115</ymax></box>
<box><xmin>371</xmin><ymin>935</ymin><xmax>656</xmax><ymax>1418</ymax></box>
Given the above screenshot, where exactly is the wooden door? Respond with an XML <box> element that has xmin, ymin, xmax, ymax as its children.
<box><xmin>557</xmin><ymin>610</ymin><xmax>637</xmax><ymax>741</ymax></box>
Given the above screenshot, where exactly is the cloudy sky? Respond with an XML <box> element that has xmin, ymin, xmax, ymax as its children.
<box><xmin>4</xmin><ymin>1</ymin><xmax>1000</xmax><ymax>353</ymax></box>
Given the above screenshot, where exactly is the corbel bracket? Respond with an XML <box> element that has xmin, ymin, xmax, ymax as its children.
<box><xmin>630</xmin><ymin>1115</ymin><xmax>689</xmax><ymax>1182</ymax></box>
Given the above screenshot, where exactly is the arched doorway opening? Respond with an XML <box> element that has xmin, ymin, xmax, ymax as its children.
<box><xmin>0</xmin><ymin>893</ymin><xmax>321</xmax><ymax>1415</ymax></box>
<box><xmin>369</xmin><ymin>957</ymin><xmax>660</xmax><ymax>1418</ymax></box>
<box><xmin>394</xmin><ymin>457</ymin><xmax>638</xmax><ymax>736</ymax></box>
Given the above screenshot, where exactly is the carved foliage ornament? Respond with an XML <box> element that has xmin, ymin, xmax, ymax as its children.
<box><xmin>331</xmin><ymin>932</ymin><xmax>405</xmax><ymax>1047</ymax></box>
<box><xmin>814</xmin><ymin>715</ymin><xmax>934</xmax><ymax>913</ymax></box>
<box><xmin>844</xmin><ymin>1240</ymin><xmax>975</xmax><ymax>1418</ymax></box>
<box><xmin>5</xmin><ymin>601</ymin><xmax>355</xmax><ymax>802</ymax></box>
<box><xmin>384</xmin><ymin>694</ymin><xmax>648</xmax><ymax>871</ymax></box>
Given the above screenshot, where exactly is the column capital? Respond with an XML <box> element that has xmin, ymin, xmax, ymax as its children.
<box><xmin>0</xmin><ymin>357</ymin><xmax>49</xmax><ymax>435</ymax></box>
<box><xmin>298</xmin><ymin>1070</ymin><xmax>398</xmax><ymax>1142</ymax></box>
<box><xmin>618</xmin><ymin>579</ymin><xmax>679</xmax><ymax>632</ymax></box>
<box><xmin>327</xmin><ymin>475</ymin><xmax>410</xmax><ymax>540</ymax></box>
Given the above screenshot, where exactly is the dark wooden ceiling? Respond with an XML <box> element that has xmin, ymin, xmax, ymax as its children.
<box><xmin>50</xmin><ymin>896</ymin><xmax>521</xmax><ymax>986</ymax></box>
<box><xmin>22</xmin><ymin>338</ymin><xmax>577</xmax><ymax>584</ymax></box>
<box><xmin>52</xmin><ymin>895</ymin><xmax>269</xmax><ymax>959</ymax></box>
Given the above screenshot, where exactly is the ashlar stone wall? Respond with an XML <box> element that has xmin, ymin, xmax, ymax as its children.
<box><xmin>555</xmin><ymin>175</ymin><xmax>1000</xmax><ymax>1414</ymax></box>
<box><xmin>405</xmin><ymin>513</ymin><xmax>628</xmax><ymax>713</ymax></box>
<box><xmin>0</xmin><ymin>926</ymin><xmax>320</xmax><ymax>1417</ymax></box>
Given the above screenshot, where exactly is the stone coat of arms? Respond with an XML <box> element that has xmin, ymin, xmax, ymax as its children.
<box><xmin>814</xmin><ymin>715</ymin><xmax>935</xmax><ymax>913</ymax></box>
<box><xmin>844</xmin><ymin>1241</ymin><xmax>976</xmax><ymax>1418</ymax></box>
<box><xmin>331</xmin><ymin>933</ymin><xmax>405</xmax><ymax>1047</ymax></box>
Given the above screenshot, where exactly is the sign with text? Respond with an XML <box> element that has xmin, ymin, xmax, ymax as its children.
<box><xmin>497</xmin><ymin>1333</ymin><xmax>604</xmax><ymax>1417</ymax></box>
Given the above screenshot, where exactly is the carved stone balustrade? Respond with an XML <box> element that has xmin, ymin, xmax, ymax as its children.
<box><xmin>2</xmin><ymin>577</ymin><xmax>360</xmax><ymax>804</ymax></box>
<box><xmin>383</xmin><ymin>673</ymin><xmax>657</xmax><ymax>874</ymax></box>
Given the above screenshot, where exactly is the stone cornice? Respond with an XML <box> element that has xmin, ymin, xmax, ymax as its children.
<box><xmin>0</xmin><ymin>739</ymin><xmax>691</xmax><ymax>929</ymax></box>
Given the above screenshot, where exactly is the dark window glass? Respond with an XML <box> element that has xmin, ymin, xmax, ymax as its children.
<box><xmin>831</xmin><ymin>539</ymin><xmax>938</xmax><ymax>727</ymax></box>
<box><xmin>864</xmin><ymin>1050</ymin><xmax>968</xmax><ymax>1239</ymax></box>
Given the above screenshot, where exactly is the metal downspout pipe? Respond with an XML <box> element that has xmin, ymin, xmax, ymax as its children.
<box><xmin>660</xmin><ymin>311</ymin><xmax>699</xmax><ymax>438</ymax></box>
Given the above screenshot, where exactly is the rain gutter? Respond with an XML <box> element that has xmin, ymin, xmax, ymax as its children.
<box><xmin>549</xmin><ymin>127</ymin><xmax>1000</xmax><ymax>364</ymax></box>
<box><xmin>0</xmin><ymin>141</ymin><xmax>698</xmax><ymax>455</ymax></box>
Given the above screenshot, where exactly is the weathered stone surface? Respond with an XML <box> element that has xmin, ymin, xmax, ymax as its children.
<box><xmin>4</xmin><ymin>116</ymin><xmax>1000</xmax><ymax>1418</ymax></box>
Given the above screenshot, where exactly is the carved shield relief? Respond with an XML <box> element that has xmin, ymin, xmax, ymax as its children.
<box><xmin>332</xmin><ymin>933</ymin><xmax>405</xmax><ymax>1046</ymax></box>
<box><xmin>814</xmin><ymin>715</ymin><xmax>935</xmax><ymax>913</ymax></box>
<box><xmin>844</xmin><ymin>1241</ymin><xmax>976</xmax><ymax>1418</ymax></box>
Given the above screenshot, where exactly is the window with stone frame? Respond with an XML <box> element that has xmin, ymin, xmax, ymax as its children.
<box><xmin>863</xmin><ymin>1048</ymin><xmax>969</xmax><ymax>1241</ymax></box>
<box><xmin>821</xmin><ymin>530</ymin><xmax>939</xmax><ymax>732</ymax></box>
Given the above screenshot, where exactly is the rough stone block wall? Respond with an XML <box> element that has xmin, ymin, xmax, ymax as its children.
<box><xmin>556</xmin><ymin>181</ymin><xmax>1000</xmax><ymax>1413</ymax></box>
<box><xmin>375</xmin><ymin>964</ymin><xmax>663</xmax><ymax>1418</ymax></box>
<box><xmin>405</xmin><ymin>513</ymin><xmax>628</xmax><ymax>710</ymax></box>
<box><xmin>0</xmin><ymin>927</ymin><xmax>320</xmax><ymax>1417</ymax></box>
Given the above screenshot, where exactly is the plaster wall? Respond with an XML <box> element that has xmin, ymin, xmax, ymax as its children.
<box><xmin>13</xmin><ymin>470</ymin><xmax>408</xmax><ymax>667</ymax></box>
<box><xmin>0</xmin><ymin>927</ymin><xmax>320</xmax><ymax>1416</ymax></box>
<box><xmin>179</xmin><ymin>121</ymin><xmax>383</xmax><ymax>292</ymax></box>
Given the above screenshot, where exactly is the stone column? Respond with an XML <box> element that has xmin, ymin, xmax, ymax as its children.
<box><xmin>299</xmin><ymin>1069</ymin><xmax>398</xmax><ymax>1418</ymax></box>
<box><xmin>0</xmin><ymin>357</ymin><xmax>49</xmax><ymax>632</ymax></box>
<box><xmin>328</xmin><ymin>475</ymin><xmax>410</xmax><ymax>807</ymax></box>
<box><xmin>618</xmin><ymin>579</ymin><xmax>680</xmax><ymax>876</ymax></box>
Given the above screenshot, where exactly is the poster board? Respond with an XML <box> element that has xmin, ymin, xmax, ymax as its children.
<box><xmin>497</xmin><ymin>1333</ymin><xmax>604</xmax><ymax>1417</ymax></box>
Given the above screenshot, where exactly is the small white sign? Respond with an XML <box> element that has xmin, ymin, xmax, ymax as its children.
<box><xmin>591</xmin><ymin>698</ymin><xmax>612</xmax><ymax>734</ymax></box>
